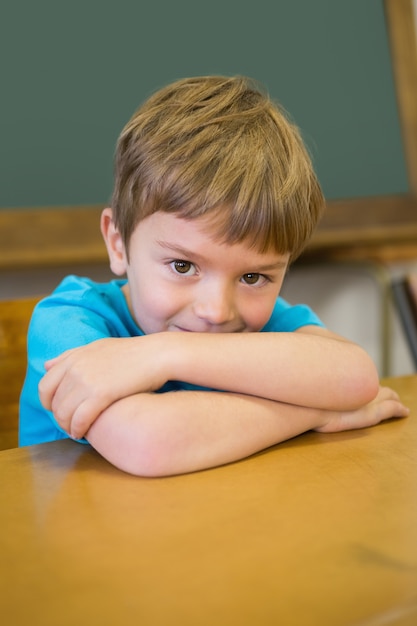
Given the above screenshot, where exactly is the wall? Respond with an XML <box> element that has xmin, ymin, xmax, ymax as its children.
<box><xmin>281</xmin><ymin>261</ymin><xmax>417</xmax><ymax>378</ymax></box>
<box><xmin>280</xmin><ymin>0</ymin><xmax>417</xmax><ymax>378</ymax></box>
<box><xmin>1</xmin><ymin>0</ymin><xmax>416</xmax><ymax>377</ymax></box>
<box><xmin>0</xmin><ymin>0</ymin><xmax>408</xmax><ymax>208</ymax></box>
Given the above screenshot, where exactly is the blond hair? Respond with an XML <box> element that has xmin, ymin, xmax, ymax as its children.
<box><xmin>112</xmin><ymin>76</ymin><xmax>324</xmax><ymax>261</ymax></box>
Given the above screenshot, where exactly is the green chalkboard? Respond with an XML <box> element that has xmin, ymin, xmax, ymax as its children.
<box><xmin>0</xmin><ymin>0</ymin><xmax>408</xmax><ymax>208</ymax></box>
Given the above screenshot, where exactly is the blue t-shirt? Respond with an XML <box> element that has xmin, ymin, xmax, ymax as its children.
<box><xmin>19</xmin><ymin>275</ymin><xmax>324</xmax><ymax>446</ymax></box>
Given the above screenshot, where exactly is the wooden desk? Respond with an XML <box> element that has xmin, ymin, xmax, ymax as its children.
<box><xmin>1</xmin><ymin>376</ymin><xmax>417</xmax><ymax>626</ymax></box>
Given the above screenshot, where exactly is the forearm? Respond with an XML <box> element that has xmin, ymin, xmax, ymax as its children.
<box><xmin>39</xmin><ymin>329</ymin><xmax>380</xmax><ymax>442</ymax></box>
<box><xmin>86</xmin><ymin>390</ymin><xmax>329</xmax><ymax>477</ymax></box>
<box><xmin>165</xmin><ymin>331</ymin><xmax>379</xmax><ymax>411</ymax></box>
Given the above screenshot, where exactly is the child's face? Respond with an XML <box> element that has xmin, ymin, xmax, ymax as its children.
<box><xmin>121</xmin><ymin>211</ymin><xmax>289</xmax><ymax>334</ymax></box>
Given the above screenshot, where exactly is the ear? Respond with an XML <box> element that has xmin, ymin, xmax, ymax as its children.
<box><xmin>100</xmin><ymin>208</ymin><xmax>128</xmax><ymax>276</ymax></box>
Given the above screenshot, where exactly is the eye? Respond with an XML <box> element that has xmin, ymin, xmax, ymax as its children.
<box><xmin>241</xmin><ymin>273</ymin><xmax>272</xmax><ymax>287</ymax></box>
<box><xmin>170</xmin><ymin>260</ymin><xmax>196</xmax><ymax>275</ymax></box>
<box><xmin>241</xmin><ymin>273</ymin><xmax>265</xmax><ymax>285</ymax></box>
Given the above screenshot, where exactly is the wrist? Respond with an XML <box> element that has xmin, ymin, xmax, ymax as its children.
<box><xmin>125</xmin><ymin>333</ymin><xmax>178</xmax><ymax>391</ymax></box>
<box><xmin>151</xmin><ymin>331</ymin><xmax>187</xmax><ymax>385</ymax></box>
<box><xmin>157</xmin><ymin>331</ymin><xmax>200</xmax><ymax>386</ymax></box>
<box><xmin>313</xmin><ymin>409</ymin><xmax>338</xmax><ymax>433</ymax></box>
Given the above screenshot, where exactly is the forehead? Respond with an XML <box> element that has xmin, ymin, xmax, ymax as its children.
<box><xmin>132</xmin><ymin>211</ymin><xmax>289</xmax><ymax>270</ymax></box>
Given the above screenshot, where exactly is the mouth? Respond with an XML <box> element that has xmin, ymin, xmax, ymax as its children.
<box><xmin>170</xmin><ymin>324</ymin><xmax>246</xmax><ymax>334</ymax></box>
<box><xmin>169</xmin><ymin>325</ymin><xmax>194</xmax><ymax>332</ymax></box>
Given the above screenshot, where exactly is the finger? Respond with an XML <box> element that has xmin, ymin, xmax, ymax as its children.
<box><xmin>44</xmin><ymin>357</ymin><xmax>60</xmax><ymax>371</ymax></box>
<box><xmin>51</xmin><ymin>391</ymin><xmax>76</xmax><ymax>434</ymax></box>
<box><xmin>44</xmin><ymin>346</ymin><xmax>79</xmax><ymax>370</ymax></box>
<box><xmin>376</xmin><ymin>399</ymin><xmax>410</xmax><ymax>422</ymax></box>
<box><xmin>38</xmin><ymin>365</ymin><xmax>66</xmax><ymax>410</ymax></box>
<box><xmin>69</xmin><ymin>398</ymin><xmax>105</xmax><ymax>440</ymax></box>
<box><xmin>52</xmin><ymin>383</ymin><xmax>109</xmax><ymax>439</ymax></box>
<box><xmin>375</xmin><ymin>385</ymin><xmax>400</xmax><ymax>401</ymax></box>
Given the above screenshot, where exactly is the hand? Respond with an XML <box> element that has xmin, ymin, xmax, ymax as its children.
<box><xmin>314</xmin><ymin>385</ymin><xmax>410</xmax><ymax>433</ymax></box>
<box><xmin>38</xmin><ymin>335</ymin><xmax>171</xmax><ymax>440</ymax></box>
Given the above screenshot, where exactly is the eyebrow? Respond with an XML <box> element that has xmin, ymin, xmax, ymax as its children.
<box><xmin>156</xmin><ymin>240</ymin><xmax>289</xmax><ymax>271</ymax></box>
<box><xmin>156</xmin><ymin>240</ymin><xmax>207</xmax><ymax>263</ymax></box>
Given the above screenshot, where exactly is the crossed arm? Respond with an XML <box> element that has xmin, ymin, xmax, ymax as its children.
<box><xmin>39</xmin><ymin>327</ymin><xmax>409</xmax><ymax>476</ymax></box>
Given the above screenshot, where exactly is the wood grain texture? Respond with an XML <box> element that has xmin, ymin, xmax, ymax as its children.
<box><xmin>1</xmin><ymin>374</ymin><xmax>416</xmax><ymax>625</ymax></box>
<box><xmin>0</xmin><ymin>296</ymin><xmax>41</xmax><ymax>449</ymax></box>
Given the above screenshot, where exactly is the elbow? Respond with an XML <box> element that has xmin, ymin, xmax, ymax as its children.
<box><xmin>120</xmin><ymin>443</ymin><xmax>180</xmax><ymax>478</ymax></box>
<box><xmin>89</xmin><ymin>422</ymin><xmax>186</xmax><ymax>478</ymax></box>
<box><xmin>349</xmin><ymin>371</ymin><xmax>379</xmax><ymax>409</ymax></box>
<box><xmin>342</xmin><ymin>350</ymin><xmax>380</xmax><ymax>409</ymax></box>
<box><xmin>311</xmin><ymin>344</ymin><xmax>379</xmax><ymax>412</ymax></box>
<box><xmin>96</xmin><ymin>434</ymin><xmax>179</xmax><ymax>478</ymax></box>
<box><xmin>87</xmin><ymin>396</ymin><xmax>187</xmax><ymax>477</ymax></box>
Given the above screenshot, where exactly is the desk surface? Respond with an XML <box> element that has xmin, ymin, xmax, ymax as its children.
<box><xmin>1</xmin><ymin>376</ymin><xmax>417</xmax><ymax>626</ymax></box>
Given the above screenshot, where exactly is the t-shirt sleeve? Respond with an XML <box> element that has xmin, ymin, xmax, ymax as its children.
<box><xmin>19</xmin><ymin>276</ymin><xmax>127</xmax><ymax>446</ymax></box>
<box><xmin>261</xmin><ymin>297</ymin><xmax>324</xmax><ymax>333</ymax></box>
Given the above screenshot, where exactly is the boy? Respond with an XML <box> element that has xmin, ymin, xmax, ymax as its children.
<box><xmin>20</xmin><ymin>76</ymin><xmax>409</xmax><ymax>476</ymax></box>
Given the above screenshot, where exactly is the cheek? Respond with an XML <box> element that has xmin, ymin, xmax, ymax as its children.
<box><xmin>129</xmin><ymin>287</ymin><xmax>177</xmax><ymax>335</ymax></box>
<box><xmin>242</xmin><ymin>298</ymin><xmax>277</xmax><ymax>331</ymax></box>
<box><xmin>138</xmin><ymin>282</ymin><xmax>185</xmax><ymax>318</ymax></box>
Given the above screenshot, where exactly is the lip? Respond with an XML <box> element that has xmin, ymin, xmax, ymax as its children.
<box><xmin>170</xmin><ymin>324</ymin><xmax>246</xmax><ymax>334</ymax></box>
<box><xmin>170</xmin><ymin>325</ymin><xmax>193</xmax><ymax>332</ymax></box>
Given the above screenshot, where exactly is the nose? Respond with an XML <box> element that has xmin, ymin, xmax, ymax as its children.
<box><xmin>193</xmin><ymin>280</ymin><xmax>237</xmax><ymax>326</ymax></box>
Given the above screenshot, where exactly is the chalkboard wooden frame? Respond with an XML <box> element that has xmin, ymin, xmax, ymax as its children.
<box><xmin>0</xmin><ymin>0</ymin><xmax>416</xmax><ymax>270</ymax></box>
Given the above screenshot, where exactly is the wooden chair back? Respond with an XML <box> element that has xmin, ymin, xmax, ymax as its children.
<box><xmin>0</xmin><ymin>296</ymin><xmax>41</xmax><ymax>450</ymax></box>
